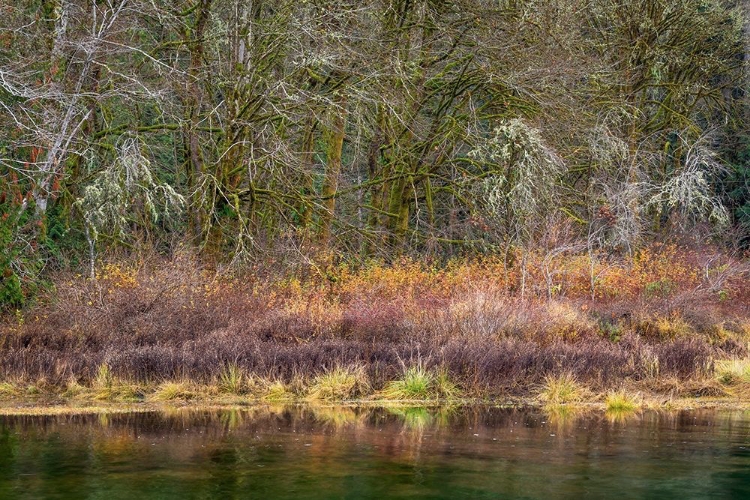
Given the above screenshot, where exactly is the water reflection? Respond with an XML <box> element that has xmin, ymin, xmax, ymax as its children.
<box><xmin>0</xmin><ymin>406</ymin><xmax>748</xmax><ymax>499</ymax></box>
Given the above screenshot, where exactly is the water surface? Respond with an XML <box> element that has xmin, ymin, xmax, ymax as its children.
<box><xmin>0</xmin><ymin>406</ymin><xmax>748</xmax><ymax>499</ymax></box>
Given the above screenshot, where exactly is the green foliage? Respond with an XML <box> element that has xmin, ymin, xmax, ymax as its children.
<box><xmin>600</xmin><ymin>322</ymin><xmax>623</xmax><ymax>343</ymax></box>
<box><xmin>644</xmin><ymin>279</ymin><xmax>676</xmax><ymax>299</ymax></box>
<box><xmin>723</xmin><ymin>136</ymin><xmax>750</xmax><ymax>245</ymax></box>
<box><xmin>0</xmin><ymin>186</ymin><xmax>44</xmax><ymax>310</ymax></box>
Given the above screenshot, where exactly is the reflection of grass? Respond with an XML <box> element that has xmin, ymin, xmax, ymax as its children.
<box><xmin>386</xmin><ymin>405</ymin><xmax>455</xmax><ymax>431</ymax></box>
<box><xmin>307</xmin><ymin>366</ymin><xmax>368</xmax><ymax>401</ymax></box>
<box><xmin>389</xmin><ymin>406</ymin><xmax>434</xmax><ymax>431</ymax></box>
<box><xmin>606</xmin><ymin>407</ymin><xmax>640</xmax><ymax>424</ymax></box>
<box><xmin>220</xmin><ymin>409</ymin><xmax>246</xmax><ymax>430</ymax></box>
<box><xmin>539</xmin><ymin>373</ymin><xmax>582</xmax><ymax>407</ymax></box>
<box><xmin>309</xmin><ymin>405</ymin><xmax>364</xmax><ymax>428</ymax></box>
<box><xmin>544</xmin><ymin>404</ymin><xmax>586</xmax><ymax>430</ymax></box>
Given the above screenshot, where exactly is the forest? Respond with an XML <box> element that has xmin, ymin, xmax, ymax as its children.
<box><xmin>0</xmin><ymin>1</ymin><xmax>749</xmax><ymax>405</ymax></box>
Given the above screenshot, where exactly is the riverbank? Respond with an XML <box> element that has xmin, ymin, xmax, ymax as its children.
<box><xmin>1</xmin><ymin>373</ymin><xmax>749</xmax><ymax>416</ymax></box>
<box><xmin>1</xmin><ymin>246</ymin><xmax>748</xmax><ymax>412</ymax></box>
<box><xmin>1</xmin><ymin>398</ymin><xmax>749</xmax><ymax>417</ymax></box>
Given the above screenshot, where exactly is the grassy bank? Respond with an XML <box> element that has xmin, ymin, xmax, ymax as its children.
<box><xmin>1</xmin><ymin>245</ymin><xmax>748</xmax><ymax>407</ymax></box>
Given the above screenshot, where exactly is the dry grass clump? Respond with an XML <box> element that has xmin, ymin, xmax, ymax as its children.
<box><xmin>307</xmin><ymin>366</ymin><xmax>369</xmax><ymax>401</ymax></box>
<box><xmin>89</xmin><ymin>364</ymin><xmax>143</xmax><ymax>402</ymax></box>
<box><xmin>715</xmin><ymin>359</ymin><xmax>750</xmax><ymax>385</ymax></box>
<box><xmin>378</xmin><ymin>364</ymin><xmax>458</xmax><ymax>401</ymax></box>
<box><xmin>258</xmin><ymin>379</ymin><xmax>295</xmax><ymax>402</ymax></box>
<box><xmin>218</xmin><ymin>363</ymin><xmax>245</xmax><ymax>395</ymax></box>
<box><xmin>0</xmin><ymin>381</ymin><xmax>18</xmax><ymax>399</ymax></box>
<box><xmin>542</xmin><ymin>302</ymin><xmax>597</xmax><ymax>341</ymax></box>
<box><xmin>605</xmin><ymin>391</ymin><xmax>641</xmax><ymax>412</ymax></box>
<box><xmin>434</xmin><ymin>368</ymin><xmax>460</xmax><ymax>399</ymax></box>
<box><xmin>62</xmin><ymin>378</ymin><xmax>87</xmax><ymax>398</ymax></box>
<box><xmin>151</xmin><ymin>381</ymin><xmax>196</xmax><ymax>402</ymax></box>
<box><xmin>636</xmin><ymin>314</ymin><xmax>695</xmax><ymax>341</ymax></box>
<box><xmin>539</xmin><ymin>372</ymin><xmax>584</xmax><ymax>406</ymax></box>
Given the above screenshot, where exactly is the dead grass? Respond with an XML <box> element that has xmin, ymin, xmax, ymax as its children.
<box><xmin>258</xmin><ymin>379</ymin><xmax>295</xmax><ymax>402</ymax></box>
<box><xmin>218</xmin><ymin>363</ymin><xmax>246</xmax><ymax>395</ymax></box>
<box><xmin>306</xmin><ymin>366</ymin><xmax>369</xmax><ymax>401</ymax></box>
<box><xmin>151</xmin><ymin>381</ymin><xmax>196</xmax><ymax>402</ymax></box>
<box><xmin>715</xmin><ymin>359</ymin><xmax>750</xmax><ymax>385</ymax></box>
<box><xmin>0</xmin><ymin>381</ymin><xmax>18</xmax><ymax>399</ymax></box>
<box><xmin>539</xmin><ymin>372</ymin><xmax>584</xmax><ymax>407</ymax></box>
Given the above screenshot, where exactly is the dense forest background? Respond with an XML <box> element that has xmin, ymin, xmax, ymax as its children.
<box><xmin>1</xmin><ymin>0</ymin><xmax>749</xmax><ymax>308</ymax></box>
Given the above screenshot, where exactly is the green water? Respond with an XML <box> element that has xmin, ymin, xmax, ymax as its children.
<box><xmin>0</xmin><ymin>406</ymin><xmax>747</xmax><ymax>499</ymax></box>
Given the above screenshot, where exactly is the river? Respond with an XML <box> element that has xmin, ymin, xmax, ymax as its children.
<box><xmin>0</xmin><ymin>406</ymin><xmax>747</xmax><ymax>499</ymax></box>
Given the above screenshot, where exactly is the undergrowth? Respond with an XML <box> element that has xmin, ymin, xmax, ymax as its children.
<box><xmin>0</xmin><ymin>246</ymin><xmax>748</xmax><ymax>400</ymax></box>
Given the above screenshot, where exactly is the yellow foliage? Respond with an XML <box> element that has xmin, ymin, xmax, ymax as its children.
<box><xmin>96</xmin><ymin>263</ymin><xmax>138</xmax><ymax>288</ymax></box>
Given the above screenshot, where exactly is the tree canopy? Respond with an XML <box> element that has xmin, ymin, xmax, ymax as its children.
<box><xmin>0</xmin><ymin>0</ymin><xmax>748</xmax><ymax>306</ymax></box>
